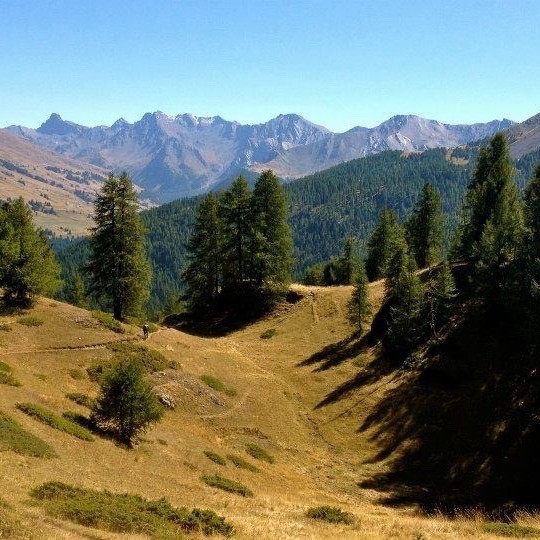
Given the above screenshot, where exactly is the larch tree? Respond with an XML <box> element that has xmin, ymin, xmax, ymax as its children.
<box><xmin>385</xmin><ymin>251</ymin><xmax>425</xmax><ymax>359</ymax></box>
<box><xmin>366</xmin><ymin>208</ymin><xmax>406</xmax><ymax>281</ymax></box>
<box><xmin>219</xmin><ymin>176</ymin><xmax>253</xmax><ymax>295</ymax></box>
<box><xmin>182</xmin><ymin>193</ymin><xmax>221</xmax><ymax>314</ymax></box>
<box><xmin>250</xmin><ymin>170</ymin><xmax>293</xmax><ymax>302</ymax></box>
<box><xmin>470</xmin><ymin>135</ymin><xmax>524</xmax><ymax>301</ymax></box>
<box><xmin>347</xmin><ymin>262</ymin><xmax>371</xmax><ymax>332</ymax></box>
<box><xmin>86</xmin><ymin>172</ymin><xmax>151</xmax><ymax>320</ymax></box>
<box><xmin>406</xmin><ymin>183</ymin><xmax>444</xmax><ymax>268</ymax></box>
<box><xmin>0</xmin><ymin>198</ymin><xmax>61</xmax><ymax>306</ymax></box>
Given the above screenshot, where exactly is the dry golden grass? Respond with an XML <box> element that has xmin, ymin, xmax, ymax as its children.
<box><xmin>0</xmin><ymin>287</ymin><xmax>535</xmax><ymax>538</ymax></box>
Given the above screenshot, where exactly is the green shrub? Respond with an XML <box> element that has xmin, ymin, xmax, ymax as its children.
<box><xmin>65</xmin><ymin>393</ymin><xmax>96</xmax><ymax>409</ymax></box>
<box><xmin>0</xmin><ymin>411</ymin><xmax>56</xmax><ymax>458</ymax></box>
<box><xmin>482</xmin><ymin>522</ymin><xmax>540</xmax><ymax>538</ymax></box>
<box><xmin>30</xmin><ymin>481</ymin><xmax>234</xmax><ymax>536</ymax></box>
<box><xmin>306</xmin><ymin>506</ymin><xmax>354</xmax><ymax>524</ymax></box>
<box><xmin>0</xmin><ymin>371</ymin><xmax>21</xmax><ymax>387</ymax></box>
<box><xmin>62</xmin><ymin>412</ymin><xmax>95</xmax><ymax>431</ymax></box>
<box><xmin>245</xmin><ymin>443</ymin><xmax>274</xmax><ymax>464</ymax></box>
<box><xmin>200</xmin><ymin>375</ymin><xmax>237</xmax><ymax>397</ymax></box>
<box><xmin>0</xmin><ymin>362</ymin><xmax>20</xmax><ymax>386</ymax></box>
<box><xmin>0</xmin><ymin>323</ymin><xmax>12</xmax><ymax>332</ymax></box>
<box><xmin>68</xmin><ymin>368</ymin><xmax>85</xmax><ymax>380</ymax></box>
<box><xmin>227</xmin><ymin>454</ymin><xmax>259</xmax><ymax>473</ymax></box>
<box><xmin>16</xmin><ymin>403</ymin><xmax>94</xmax><ymax>441</ymax></box>
<box><xmin>260</xmin><ymin>328</ymin><xmax>277</xmax><ymax>339</ymax></box>
<box><xmin>17</xmin><ymin>315</ymin><xmax>44</xmax><ymax>327</ymax></box>
<box><xmin>0</xmin><ymin>362</ymin><xmax>11</xmax><ymax>373</ymax></box>
<box><xmin>91</xmin><ymin>311</ymin><xmax>125</xmax><ymax>334</ymax></box>
<box><xmin>201</xmin><ymin>475</ymin><xmax>253</xmax><ymax>497</ymax></box>
<box><xmin>204</xmin><ymin>450</ymin><xmax>227</xmax><ymax>466</ymax></box>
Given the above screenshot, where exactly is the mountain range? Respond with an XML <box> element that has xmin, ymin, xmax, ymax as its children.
<box><xmin>4</xmin><ymin>112</ymin><xmax>514</xmax><ymax>203</ymax></box>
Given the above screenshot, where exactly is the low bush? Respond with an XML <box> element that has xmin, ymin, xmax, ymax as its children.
<box><xmin>482</xmin><ymin>522</ymin><xmax>540</xmax><ymax>538</ymax></box>
<box><xmin>0</xmin><ymin>362</ymin><xmax>21</xmax><ymax>387</ymax></box>
<box><xmin>65</xmin><ymin>393</ymin><xmax>96</xmax><ymax>409</ymax></box>
<box><xmin>68</xmin><ymin>368</ymin><xmax>85</xmax><ymax>380</ymax></box>
<box><xmin>201</xmin><ymin>475</ymin><xmax>253</xmax><ymax>497</ymax></box>
<box><xmin>245</xmin><ymin>443</ymin><xmax>274</xmax><ymax>464</ymax></box>
<box><xmin>91</xmin><ymin>311</ymin><xmax>125</xmax><ymax>334</ymax></box>
<box><xmin>0</xmin><ymin>371</ymin><xmax>21</xmax><ymax>387</ymax></box>
<box><xmin>17</xmin><ymin>315</ymin><xmax>44</xmax><ymax>327</ymax></box>
<box><xmin>30</xmin><ymin>481</ymin><xmax>235</xmax><ymax>536</ymax></box>
<box><xmin>0</xmin><ymin>323</ymin><xmax>11</xmax><ymax>332</ymax></box>
<box><xmin>16</xmin><ymin>403</ymin><xmax>94</xmax><ymax>441</ymax></box>
<box><xmin>227</xmin><ymin>454</ymin><xmax>259</xmax><ymax>473</ymax></box>
<box><xmin>204</xmin><ymin>450</ymin><xmax>227</xmax><ymax>466</ymax></box>
<box><xmin>306</xmin><ymin>505</ymin><xmax>354</xmax><ymax>524</ymax></box>
<box><xmin>0</xmin><ymin>411</ymin><xmax>56</xmax><ymax>458</ymax></box>
<box><xmin>260</xmin><ymin>328</ymin><xmax>277</xmax><ymax>339</ymax></box>
<box><xmin>200</xmin><ymin>375</ymin><xmax>237</xmax><ymax>397</ymax></box>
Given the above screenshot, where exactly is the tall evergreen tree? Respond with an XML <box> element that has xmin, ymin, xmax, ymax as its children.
<box><xmin>250</xmin><ymin>170</ymin><xmax>293</xmax><ymax>300</ymax></box>
<box><xmin>86</xmin><ymin>172</ymin><xmax>151</xmax><ymax>320</ymax></box>
<box><xmin>425</xmin><ymin>260</ymin><xmax>456</xmax><ymax>335</ymax></box>
<box><xmin>66</xmin><ymin>272</ymin><xmax>87</xmax><ymax>308</ymax></box>
<box><xmin>347</xmin><ymin>262</ymin><xmax>371</xmax><ymax>332</ymax></box>
<box><xmin>338</xmin><ymin>236</ymin><xmax>360</xmax><ymax>284</ymax></box>
<box><xmin>470</xmin><ymin>135</ymin><xmax>524</xmax><ymax>301</ymax></box>
<box><xmin>385</xmin><ymin>252</ymin><xmax>425</xmax><ymax>358</ymax></box>
<box><xmin>457</xmin><ymin>133</ymin><xmax>524</xmax><ymax>277</ymax></box>
<box><xmin>405</xmin><ymin>183</ymin><xmax>443</xmax><ymax>268</ymax></box>
<box><xmin>182</xmin><ymin>193</ymin><xmax>221</xmax><ymax>314</ymax></box>
<box><xmin>219</xmin><ymin>176</ymin><xmax>253</xmax><ymax>294</ymax></box>
<box><xmin>366</xmin><ymin>209</ymin><xmax>406</xmax><ymax>281</ymax></box>
<box><xmin>0</xmin><ymin>198</ymin><xmax>61</xmax><ymax>306</ymax></box>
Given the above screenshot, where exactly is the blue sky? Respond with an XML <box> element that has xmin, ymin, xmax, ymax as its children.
<box><xmin>1</xmin><ymin>0</ymin><xmax>539</xmax><ymax>132</ymax></box>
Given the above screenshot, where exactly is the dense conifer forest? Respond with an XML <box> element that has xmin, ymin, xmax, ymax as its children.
<box><xmin>55</xmin><ymin>146</ymin><xmax>539</xmax><ymax>317</ymax></box>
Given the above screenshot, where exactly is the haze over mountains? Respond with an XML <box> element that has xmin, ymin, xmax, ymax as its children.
<box><xmin>4</xmin><ymin>112</ymin><xmax>514</xmax><ymax>202</ymax></box>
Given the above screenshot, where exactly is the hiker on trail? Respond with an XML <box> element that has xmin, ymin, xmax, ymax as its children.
<box><xmin>142</xmin><ymin>322</ymin><xmax>149</xmax><ymax>339</ymax></box>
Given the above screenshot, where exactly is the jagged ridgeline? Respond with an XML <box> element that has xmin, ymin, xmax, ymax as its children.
<box><xmin>55</xmin><ymin>147</ymin><xmax>536</xmax><ymax>316</ymax></box>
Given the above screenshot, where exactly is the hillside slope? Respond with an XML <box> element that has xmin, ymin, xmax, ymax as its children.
<box><xmin>0</xmin><ymin>131</ymin><xmax>109</xmax><ymax>236</ymax></box>
<box><xmin>0</xmin><ymin>285</ymin><xmax>537</xmax><ymax>538</ymax></box>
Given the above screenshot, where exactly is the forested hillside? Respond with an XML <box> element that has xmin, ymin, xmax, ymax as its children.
<box><xmin>56</xmin><ymin>146</ymin><xmax>538</xmax><ymax>316</ymax></box>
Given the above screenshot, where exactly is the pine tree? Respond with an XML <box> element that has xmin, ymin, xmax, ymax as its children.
<box><xmin>385</xmin><ymin>252</ymin><xmax>425</xmax><ymax>358</ymax></box>
<box><xmin>86</xmin><ymin>172</ymin><xmax>151</xmax><ymax>320</ymax></box>
<box><xmin>219</xmin><ymin>176</ymin><xmax>253</xmax><ymax>295</ymax></box>
<box><xmin>347</xmin><ymin>263</ymin><xmax>371</xmax><ymax>332</ymax></box>
<box><xmin>0</xmin><ymin>198</ymin><xmax>61</xmax><ymax>306</ymax></box>
<box><xmin>250</xmin><ymin>170</ymin><xmax>293</xmax><ymax>301</ymax></box>
<box><xmin>182</xmin><ymin>193</ymin><xmax>221</xmax><ymax>314</ymax></box>
<box><xmin>66</xmin><ymin>272</ymin><xmax>87</xmax><ymax>308</ymax></box>
<box><xmin>471</xmin><ymin>136</ymin><xmax>524</xmax><ymax>300</ymax></box>
<box><xmin>405</xmin><ymin>183</ymin><xmax>443</xmax><ymax>268</ymax></box>
<box><xmin>338</xmin><ymin>236</ymin><xmax>360</xmax><ymax>284</ymax></box>
<box><xmin>457</xmin><ymin>133</ymin><xmax>524</xmax><ymax>274</ymax></box>
<box><xmin>366</xmin><ymin>209</ymin><xmax>406</xmax><ymax>281</ymax></box>
<box><xmin>519</xmin><ymin>165</ymin><xmax>540</xmax><ymax>335</ymax></box>
<box><xmin>425</xmin><ymin>260</ymin><xmax>456</xmax><ymax>335</ymax></box>
<box><xmin>91</xmin><ymin>358</ymin><xmax>163</xmax><ymax>447</ymax></box>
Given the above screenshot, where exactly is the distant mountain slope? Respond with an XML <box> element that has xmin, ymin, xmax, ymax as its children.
<box><xmin>0</xmin><ymin>130</ymin><xmax>109</xmax><ymax>236</ymax></box>
<box><xmin>506</xmin><ymin>112</ymin><xmax>540</xmax><ymax>158</ymax></box>
<box><xmin>5</xmin><ymin>112</ymin><xmax>513</xmax><ymax>202</ymax></box>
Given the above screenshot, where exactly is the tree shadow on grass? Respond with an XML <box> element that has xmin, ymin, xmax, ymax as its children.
<box><xmin>297</xmin><ymin>329</ymin><xmax>375</xmax><ymax>372</ymax></box>
<box><xmin>356</xmin><ymin>309</ymin><xmax>540</xmax><ymax>517</ymax></box>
